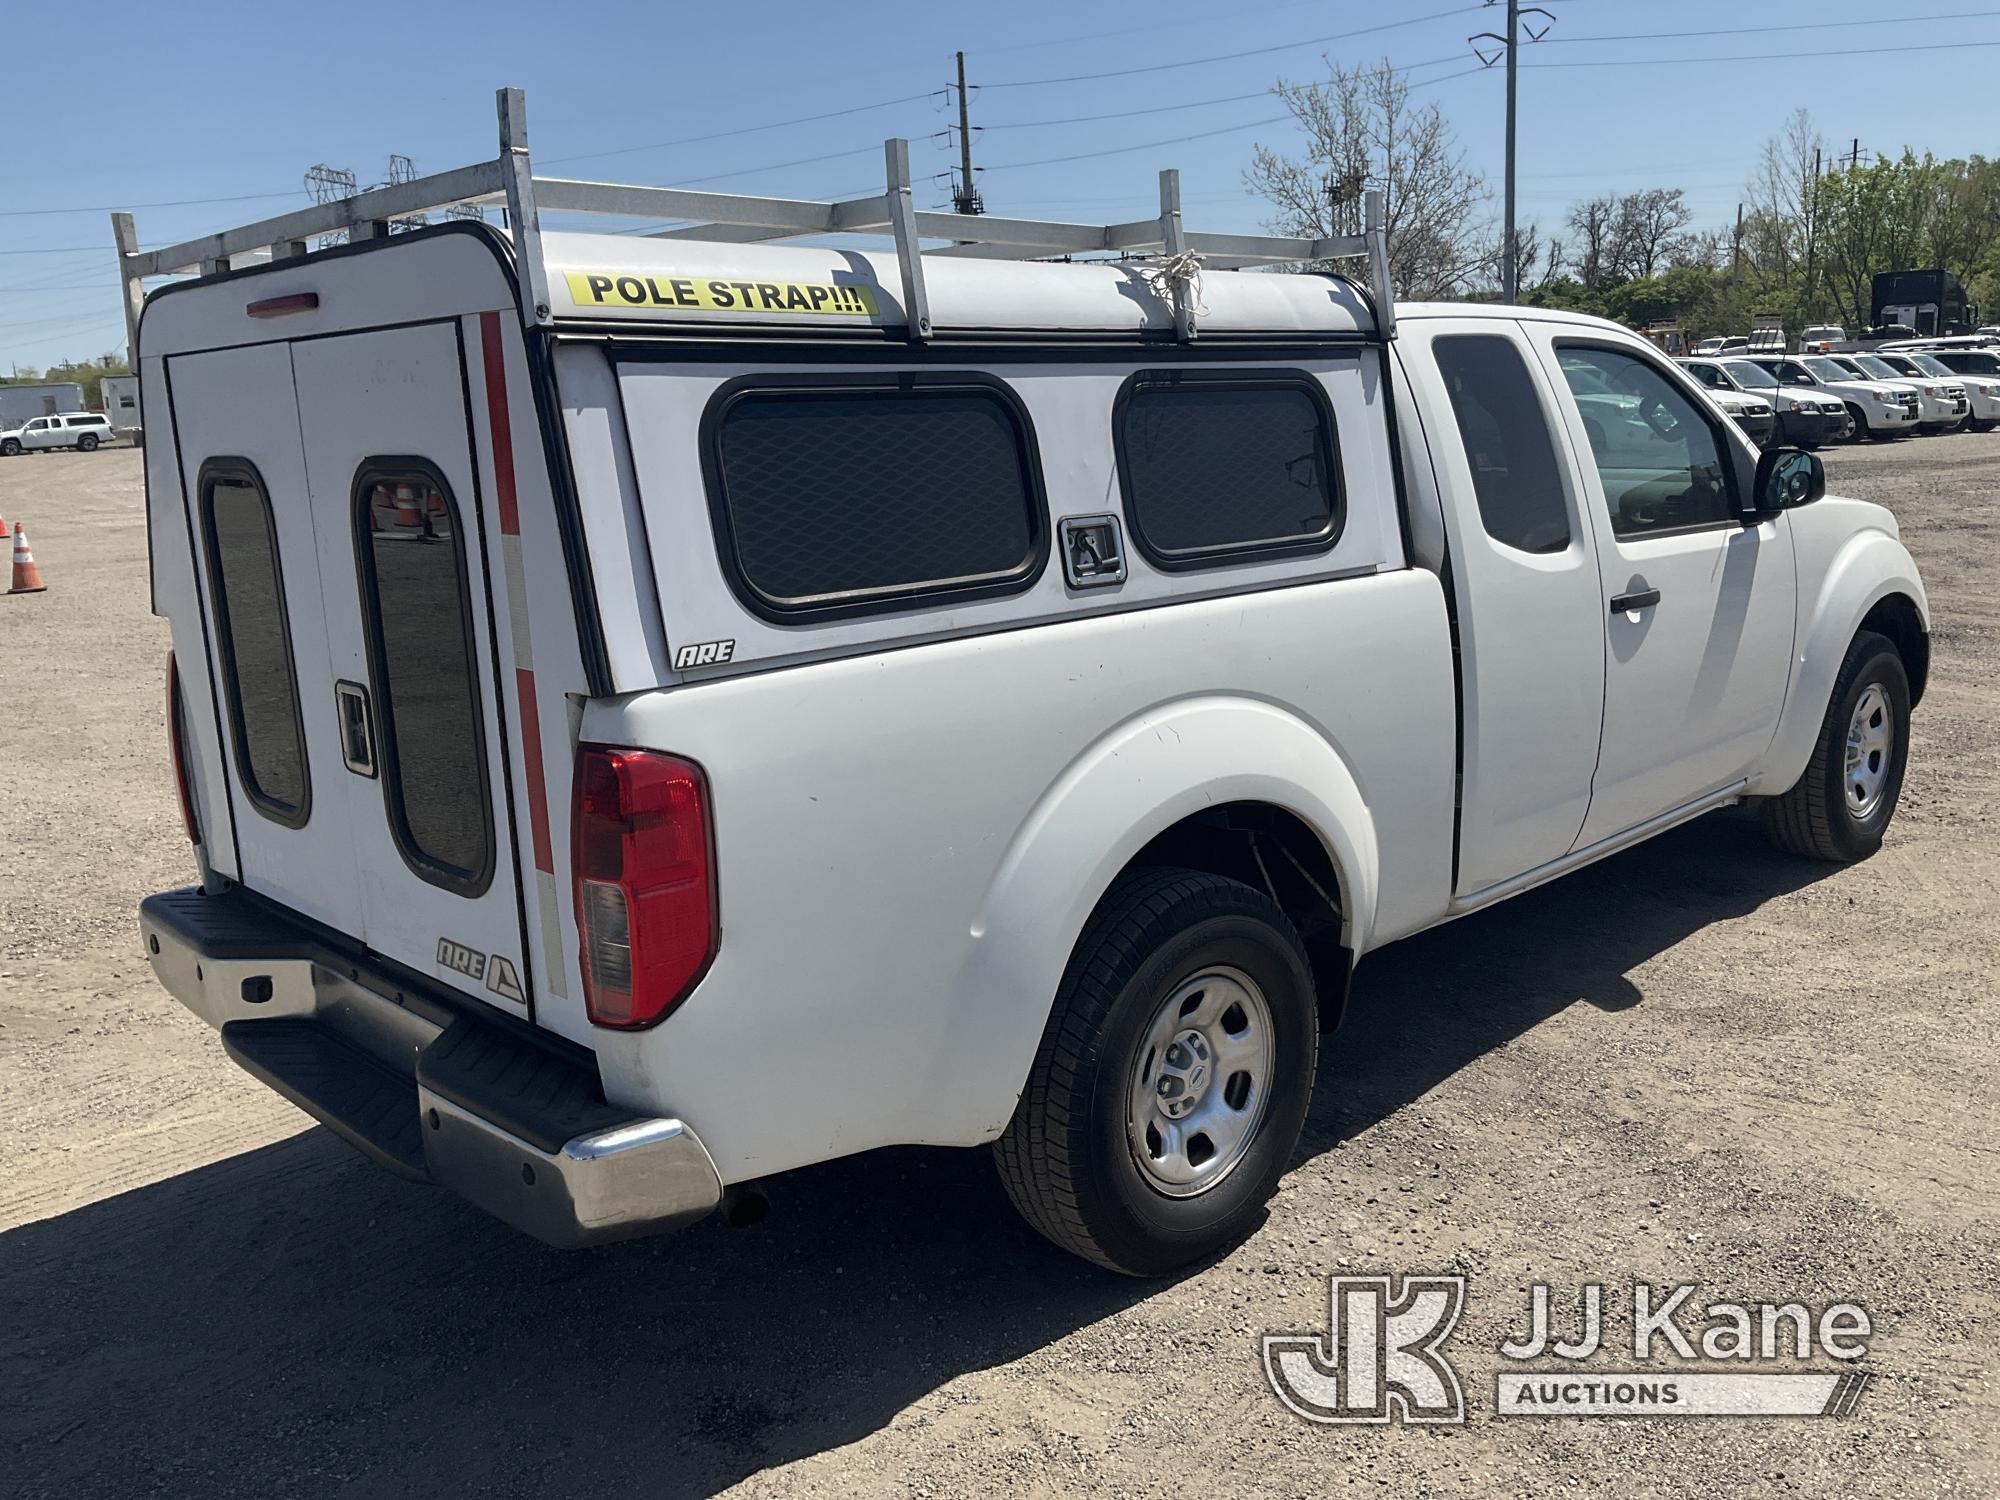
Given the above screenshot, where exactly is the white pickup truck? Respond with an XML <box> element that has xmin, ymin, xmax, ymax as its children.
<box><xmin>127</xmin><ymin>94</ymin><xmax>1929</xmax><ymax>1275</ymax></box>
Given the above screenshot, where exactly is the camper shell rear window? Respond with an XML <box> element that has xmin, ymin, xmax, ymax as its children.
<box><xmin>699</xmin><ymin>371</ymin><xmax>1048</xmax><ymax>623</ymax></box>
<box><xmin>198</xmin><ymin>458</ymin><xmax>312</xmax><ymax>827</ymax></box>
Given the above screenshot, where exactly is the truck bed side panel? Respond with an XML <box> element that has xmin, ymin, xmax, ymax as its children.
<box><xmin>582</xmin><ymin>571</ymin><xmax>1456</xmax><ymax>1183</ymax></box>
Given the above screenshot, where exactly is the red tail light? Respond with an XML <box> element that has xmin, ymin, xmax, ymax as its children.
<box><xmin>166</xmin><ymin>651</ymin><xmax>201</xmax><ymax>846</ymax></box>
<box><xmin>572</xmin><ymin>746</ymin><xmax>716</xmax><ymax>1029</ymax></box>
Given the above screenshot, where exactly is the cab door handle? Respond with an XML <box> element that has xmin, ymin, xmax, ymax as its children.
<box><xmin>1609</xmin><ymin>587</ymin><xmax>1661</xmax><ymax>613</ymax></box>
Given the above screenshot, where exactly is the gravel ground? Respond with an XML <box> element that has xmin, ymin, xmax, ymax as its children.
<box><xmin>2</xmin><ymin>437</ymin><xmax>1996</xmax><ymax>1498</ymax></box>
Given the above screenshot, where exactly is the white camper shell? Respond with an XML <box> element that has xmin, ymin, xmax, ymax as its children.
<box><xmin>128</xmin><ymin>91</ymin><xmax>1931</xmax><ymax>1274</ymax></box>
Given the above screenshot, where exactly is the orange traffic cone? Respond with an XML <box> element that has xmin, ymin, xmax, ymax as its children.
<box><xmin>0</xmin><ymin>508</ymin><xmax>10</xmax><ymax>539</ymax></box>
<box><xmin>9</xmin><ymin>524</ymin><xmax>45</xmax><ymax>594</ymax></box>
<box><xmin>393</xmin><ymin>484</ymin><xmax>422</xmax><ymax>529</ymax></box>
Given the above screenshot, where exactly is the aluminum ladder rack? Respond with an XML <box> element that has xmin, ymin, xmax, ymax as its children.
<box><xmin>114</xmin><ymin>87</ymin><xmax>1395</xmax><ymax>357</ymax></box>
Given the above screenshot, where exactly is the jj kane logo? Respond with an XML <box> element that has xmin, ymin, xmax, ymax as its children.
<box><xmin>1264</xmin><ymin>1275</ymin><xmax>1876</xmax><ymax>1425</ymax></box>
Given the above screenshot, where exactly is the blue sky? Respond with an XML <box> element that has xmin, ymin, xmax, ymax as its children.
<box><xmin>5</xmin><ymin>0</ymin><xmax>1995</xmax><ymax>372</ymax></box>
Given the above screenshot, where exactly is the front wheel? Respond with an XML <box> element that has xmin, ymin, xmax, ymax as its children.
<box><xmin>995</xmin><ymin>867</ymin><xmax>1319</xmax><ymax>1276</ymax></box>
<box><xmin>1762</xmin><ymin>630</ymin><xmax>1911</xmax><ymax>862</ymax></box>
<box><xmin>0</xmin><ymin>439</ymin><xmax>18</xmax><ymax>457</ymax></box>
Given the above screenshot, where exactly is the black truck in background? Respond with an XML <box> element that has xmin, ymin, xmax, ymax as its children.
<box><xmin>1872</xmin><ymin>269</ymin><xmax>1978</xmax><ymax>338</ymax></box>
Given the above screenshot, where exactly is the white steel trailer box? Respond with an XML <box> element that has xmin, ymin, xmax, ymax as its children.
<box><xmin>0</xmin><ymin>381</ymin><xmax>85</xmax><ymax>429</ymax></box>
<box><xmin>122</xmin><ymin>90</ymin><xmax>1928</xmax><ymax>1274</ymax></box>
<box><xmin>101</xmin><ymin>373</ymin><xmax>141</xmax><ymax>440</ymax></box>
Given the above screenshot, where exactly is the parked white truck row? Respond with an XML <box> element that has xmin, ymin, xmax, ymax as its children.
<box><xmin>1682</xmin><ymin>346</ymin><xmax>2000</xmax><ymax>445</ymax></box>
<box><xmin>124</xmin><ymin>99</ymin><xmax>1931</xmax><ymax>1274</ymax></box>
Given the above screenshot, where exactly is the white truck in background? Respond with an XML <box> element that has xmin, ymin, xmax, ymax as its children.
<box><xmin>126</xmin><ymin>92</ymin><xmax>1931</xmax><ymax>1276</ymax></box>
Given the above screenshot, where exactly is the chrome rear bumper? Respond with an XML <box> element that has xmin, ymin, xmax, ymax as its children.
<box><xmin>140</xmin><ymin>887</ymin><xmax>722</xmax><ymax>1247</ymax></box>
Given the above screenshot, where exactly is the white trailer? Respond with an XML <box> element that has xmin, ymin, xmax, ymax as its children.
<box><xmin>0</xmin><ymin>381</ymin><xmax>85</xmax><ymax>429</ymax></box>
<box><xmin>101</xmin><ymin>373</ymin><xmax>142</xmax><ymax>443</ymax></box>
<box><xmin>119</xmin><ymin>90</ymin><xmax>1929</xmax><ymax>1273</ymax></box>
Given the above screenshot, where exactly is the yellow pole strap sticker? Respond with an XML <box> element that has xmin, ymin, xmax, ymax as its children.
<box><xmin>565</xmin><ymin>271</ymin><xmax>879</xmax><ymax>317</ymax></box>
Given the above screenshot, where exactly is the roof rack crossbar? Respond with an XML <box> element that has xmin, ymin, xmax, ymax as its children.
<box><xmin>113</xmin><ymin>87</ymin><xmax>1396</xmax><ymax>359</ymax></box>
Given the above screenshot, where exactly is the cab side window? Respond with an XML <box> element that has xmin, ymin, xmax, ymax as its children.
<box><xmin>1558</xmin><ymin>346</ymin><xmax>1735</xmax><ymax>539</ymax></box>
<box><xmin>1433</xmin><ymin>334</ymin><xmax>1571</xmax><ymax>554</ymax></box>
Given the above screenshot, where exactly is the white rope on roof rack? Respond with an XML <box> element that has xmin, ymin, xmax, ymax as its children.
<box><xmin>1133</xmin><ymin>248</ymin><xmax>1207</xmax><ymax>320</ymax></box>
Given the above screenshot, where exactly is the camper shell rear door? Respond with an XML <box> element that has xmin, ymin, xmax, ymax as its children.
<box><xmin>150</xmin><ymin>231</ymin><xmax>561</xmax><ymax>1023</ymax></box>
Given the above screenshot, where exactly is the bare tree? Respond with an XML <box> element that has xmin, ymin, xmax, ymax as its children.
<box><xmin>1567</xmin><ymin>195</ymin><xmax>1619</xmax><ymax>290</ymax></box>
<box><xmin>1616</xmin><ymin>188</ymin><xmax>1695</xmax><ymax>279</ymax></box>
<box><xmin>1246</xmin><ymin>58</ymin><xmax>1490</xmax><ymax>298</ymax></box>
<box><xmin>1747</xmin><ymin>107</ymin><xmax>1827</xmax><ymax>277</ymax></box>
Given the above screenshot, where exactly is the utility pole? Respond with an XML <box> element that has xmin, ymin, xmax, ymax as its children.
<box><xmin>1732</xmin><ymin>202</ymin><xmax>1744</xmax><ymax>276</ymax></box>
<box><xmin>1470</xmin><ymin>1</ymin><xmax>1552</xmax><ymax>302</ymax></box>
<box><xmin>952</xmin><ymin>52</ymin><xmax>983</xmax><ymax>216</ymax></box>
<box><xmin>1803</xmin><ymin>146</ymin><xmax>1821</xmax><ymax>322</ymax></box>
<box><xmin>1850</xmin><ymin>137</ymin><xmax>1862</xmax><ymax>171</ymax></box>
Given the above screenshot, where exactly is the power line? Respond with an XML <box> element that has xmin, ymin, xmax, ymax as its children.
<box><xmin>978</xmin><ymin>89</ymin><xmax>1281</xmax><ymax>131</ymax></box>
<box><xmin>1524</xmin><ymin>37</ymin><xmax>2000</xmax><ymax>67</ymax></box>
<box><xmin>1541</xmin><ymin>8</ymin><xmax>2000</xmax><ymax>43</ymax></box>
<box><xmin>982</xmin><ymin>115</ymin><xmax>1293</xmax><ymax>172</ymax></box>
<box><xmin>540</xmin><ymin>91</ymin><xmax>948</xmax><ymax>169</ymax></box>
<box><xmin>941</xmin><ymin>53</ymin><xmax>1488</xmax><ymax>173</ymax></box>
<box><xmin>978</xmin><ymin>4</ymin><xmax>1482</xmax><ymax>87</ymax></box>
<box><xmin>0</xmin><ymin>189</ymin><xmax>299</xmax><ymax>219</ymax></box>
<box><xmin>976</xmin><ymin>59</ymin><xmax>1462</xmax><ymax>131</ymax></box>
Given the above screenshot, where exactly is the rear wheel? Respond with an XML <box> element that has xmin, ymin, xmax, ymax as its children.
<box><xmin>1762</xmin><ymin>630</ymin><xmax>1910</xmax><ymax>862</ymax></box>
<box><xmin>995</xmin><ymin>867</ymin><xmax>1319</xmax><ymax>1276</ymax></box>
<box><xmin>77</xmin><ymin>433</ymin><xmax>98</xmax><ymax>453</ymax></box>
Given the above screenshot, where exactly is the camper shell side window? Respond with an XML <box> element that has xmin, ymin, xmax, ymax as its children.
<box><xmin>1112</xmin><ymin>368</ymin><xmax>1346</xmax><ymax>572</ymax></box>
<box><xmin>698</xmin><ymin>371</ymin><xmax>1049</xmax><ymax>624</ymax></box>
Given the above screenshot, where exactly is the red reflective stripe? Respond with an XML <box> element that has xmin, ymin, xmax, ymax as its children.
<box><xmin>516</xmin><ymin>667</ymin><xmax>555</xmax><ymax>874</ymax></box>
<box><xmin>479</xmin><ymin>310</ymin><xmax>521</xmax><ymax>536</ymax></box>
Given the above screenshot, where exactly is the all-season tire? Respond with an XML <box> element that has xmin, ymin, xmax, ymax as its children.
<box><xmin>1762</xmin><ymin>630</ymin><xmax>1910</xmax><ymax>862</ymax></box>
<box><xmin>77</xmin><ymin>433</ymin><xmax>98</xmax><ymax>453</ymax></box>
<box><xmin>0</xmin><ymin>439</ymin><xmax>18</xmax><ymax>457</ymax></box>
<box><xmin>994</xmin><ymin>867</ymin><xmax>1319</xmax><ymax>1277</ymax></box>
<box><xmin>1843</xmin><ymin>404</ymin><xmax>1872</xmax><ymax>443</ymax></box>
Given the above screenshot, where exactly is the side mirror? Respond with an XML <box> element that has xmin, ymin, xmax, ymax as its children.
<box><xmin>1753</xmin><ymin>447</ymin><xmax>1824</xmax><ymax>515</ymax></box>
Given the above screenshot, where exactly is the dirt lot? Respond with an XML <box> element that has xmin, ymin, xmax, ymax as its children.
<box><xmin>3</xmin><ymin>438</ymin><xmax>1996</xmax><ymax>1498</ymax></box>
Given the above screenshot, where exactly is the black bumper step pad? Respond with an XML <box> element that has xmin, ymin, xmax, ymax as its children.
<box><xmin>222</xmin><ymin>1018</ymin><xmax>431</xmax><ymax>1181</ymax></box>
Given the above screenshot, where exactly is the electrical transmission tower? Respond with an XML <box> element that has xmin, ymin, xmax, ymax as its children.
<box><xmin>304</xmin><ymin>163</ymin><xmax>360</xmax><ymax>249</ymax></box>
<box><xmin>382</xmin><ymin>154</ymin><xmax>428</xmax><ymax>232</ymax></box>
<box><xmin>301</xmin><ymin>155</ymin><xmax>436</xmax><ymax>245</ymax></box>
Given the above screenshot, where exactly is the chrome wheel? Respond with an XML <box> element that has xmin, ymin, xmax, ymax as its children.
<box><xmin>1125</xmin><ymin>966</ymin><xmax>1275</xmax><ymax>1198</ymax></box>
<box><xmin>1845</xmin><ymin>682</ymin><xmax>1894</xmax><ymax>819</ymax></box>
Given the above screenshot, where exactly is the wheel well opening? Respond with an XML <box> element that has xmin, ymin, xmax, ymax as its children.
<box><xmin>1860</xmin><ymin>593</ymin><xmax>1928</xmax><ymax>707</ymax></box>
<box><xmin>1127</xmin><ymin>803</ymin><xmax>1353</xmax><ymax>1031</ymax></box>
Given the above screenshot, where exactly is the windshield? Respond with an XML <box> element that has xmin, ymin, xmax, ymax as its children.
<box><xmin>1802</xmin><ymin>357</ymin><xmax>1853</xmax><ymax>382</ymax></box>
<box><xmin>1853</xmin><ymin>355</ymin><xmax>1904</xmax><ymax>381</ymax></box>
<box><xmin>1721</xmin><ymin>359</ymin><xmax>1777</xmax><ymax>389</ymax></box>
<box><xmin>1910</xmin><ymin>354</ymin><xmax>1956</xmax><ymax>378</ymax></box>
<box><xmin>1804</xmin><ymin>326</ymin><xmax>1845</xmax><ymax>340</ymax></box>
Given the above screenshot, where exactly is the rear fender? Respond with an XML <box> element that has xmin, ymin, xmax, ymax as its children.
<box><xmin>937</xmin><ymin>694</ymin><xmax>1378</xmax><ymax>1137</ymax></box>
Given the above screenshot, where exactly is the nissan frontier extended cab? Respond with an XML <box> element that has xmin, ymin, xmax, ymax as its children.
<box><xmin>126</xmin><ymin>92</ymin><xmax>1928</xmax><ymax>1275</ymax></box>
